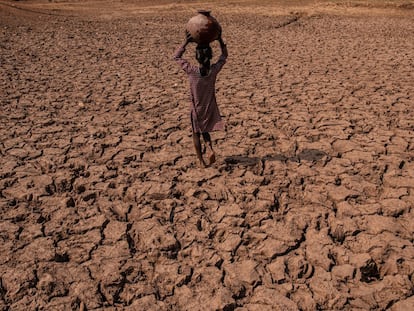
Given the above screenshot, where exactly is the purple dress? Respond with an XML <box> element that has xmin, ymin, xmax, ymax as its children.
<box><xmin>174</xmin><ymin>47</ymin><xmax>226</xmax><ymax>133</ymax></box>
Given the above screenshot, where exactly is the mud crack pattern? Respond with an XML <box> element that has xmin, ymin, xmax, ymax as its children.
<box><xmin>1</xmin><ymin>1</ymin><xmax>414</xmax><ymax>310</ymax></box>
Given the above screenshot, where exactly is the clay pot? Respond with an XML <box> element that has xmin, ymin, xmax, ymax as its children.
<box><xmin>186</xmin><ymin>10</ymin><xmax>222</xmax><ymax>45</ymax></box>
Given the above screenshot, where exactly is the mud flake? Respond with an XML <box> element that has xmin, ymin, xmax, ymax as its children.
<box><xmin>248</xmin><ymin>286</ymin><xmax>299</xmax><ymax>310</ymax></box>
<box><xmin>380</xmin><ymin>198</ymin><xmax>409</xmax><ymax>217</ymax></box>
<box><xmin>266</xmin><ymin>257</ymin><xmax>286</xmax><ymax>284</ymax></box>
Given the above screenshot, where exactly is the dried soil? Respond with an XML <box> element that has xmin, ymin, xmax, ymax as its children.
<box><xmin>1</xmin><ymin>0</ymin><xmax>414</xmax><ymax>310</ymax></box>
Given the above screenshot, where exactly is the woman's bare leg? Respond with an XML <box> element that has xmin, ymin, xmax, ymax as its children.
<box><xmin>202</xmin><ymin>132</ymin><xmax>216</xmax><ymax>165</ymax></box>
<box><xmin>193</xmin><ymin>132</ymin><xmax>207</xmax><ymax>167</ymax></box>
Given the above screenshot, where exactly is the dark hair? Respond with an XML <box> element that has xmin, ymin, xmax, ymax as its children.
<box><xmin>195</xmin><ymin>45</ymin><xmax>213</xmax><ymax>67</ymax></box>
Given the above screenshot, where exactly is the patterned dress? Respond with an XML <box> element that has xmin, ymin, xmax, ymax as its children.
<box><xmin>174</xmin><ymin>46</ymin><xmax>226</xmax><ymax>133</ymax></box>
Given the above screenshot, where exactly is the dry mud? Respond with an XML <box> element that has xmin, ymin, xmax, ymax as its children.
<box><xmin>1</xmin><ymin>0</ymin><xmax>414</xmax><ymax>310</ymax></box>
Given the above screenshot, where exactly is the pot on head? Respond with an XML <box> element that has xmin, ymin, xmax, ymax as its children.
<box><xmin>186</xmin><ymin>10</ymin><xmax>222</xmax><ymax>46</ymax></box>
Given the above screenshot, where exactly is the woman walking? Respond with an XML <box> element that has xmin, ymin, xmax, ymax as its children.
<box><xmin>173</xmin><ymin>32</ymin><xmax>228</xmax><ymax>168</ymax></box>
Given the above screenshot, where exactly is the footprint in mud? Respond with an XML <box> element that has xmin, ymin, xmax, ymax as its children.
<box><xmin>286</xmin><ymin>255</ymin><xmax>314</xmax><ymax>281</ymax></box>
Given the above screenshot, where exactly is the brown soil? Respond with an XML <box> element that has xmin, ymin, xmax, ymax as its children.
<box><xmin>1</xmin><ymin>0</ymin><xmax>414</xmax><ymax>310</ymax></box>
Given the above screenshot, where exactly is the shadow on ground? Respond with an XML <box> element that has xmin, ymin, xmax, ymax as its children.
<box><xmin>224</xmin><ymin>149</ymin><xmax>328</xmax><ymax>166</ymax></box>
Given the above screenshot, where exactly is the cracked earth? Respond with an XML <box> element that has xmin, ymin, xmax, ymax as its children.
<box><xmin>1</xmin><ymin>0</ymin><xmax>414</xmax><ymax>310</ymax></box>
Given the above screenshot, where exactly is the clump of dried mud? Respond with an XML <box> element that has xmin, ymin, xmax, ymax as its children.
<box><xmin>1</xmin><ymin>0</ymin><xmax>414</xmax><ymax>310</ymax></box>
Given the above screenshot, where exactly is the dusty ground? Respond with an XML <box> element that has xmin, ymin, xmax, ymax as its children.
<box><xmin>1</xmin><ymin>0</ymin><xmax>414</xmax><ymax>310</ymax></box>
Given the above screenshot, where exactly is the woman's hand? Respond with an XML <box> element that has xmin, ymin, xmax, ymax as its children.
<box><xmin>217</xmin><ymin>32</ymin><xmax>227</xmax><ymax>57</ymax></box>
<box><xmin>185</xmin><ymin>31</ymin><xmax>194</xmax><ymax>44</ymax></box>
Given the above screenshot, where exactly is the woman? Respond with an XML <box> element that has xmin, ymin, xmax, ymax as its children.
<box><xmin>173</xmin><ymin>32</ymin><xmax>228</xmax><ymax>168</ymax></box>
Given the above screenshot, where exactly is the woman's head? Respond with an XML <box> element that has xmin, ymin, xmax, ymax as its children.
<box><xmin>196</xmin><ymin>44</ymin><xmax>212</xmax><ymax>67</ymax></box>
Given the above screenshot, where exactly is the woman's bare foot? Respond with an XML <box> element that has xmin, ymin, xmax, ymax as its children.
<box><xmin>199</xmin><ymin>159</ymin><xmax>208</xmax><ymax>168</ymax></box>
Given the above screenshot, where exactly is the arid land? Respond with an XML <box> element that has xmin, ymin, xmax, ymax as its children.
<box><xmin>1</xmin><ymin>0</ymin><xmax>414</xmax><ymax>310</ymax></box>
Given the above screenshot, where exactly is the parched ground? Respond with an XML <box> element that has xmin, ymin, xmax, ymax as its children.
<box><xmin>1</xmin><ymin>0</ymin><xmax>414</xmax><ymax>310</ymax></box>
